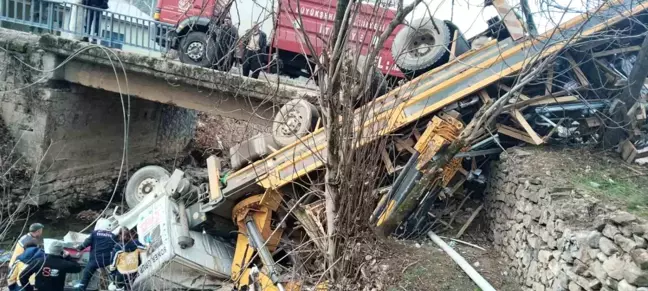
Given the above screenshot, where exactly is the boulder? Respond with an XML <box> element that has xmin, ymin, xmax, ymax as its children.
<box><xmin>616</xmin><ymin>234</ymin><xmax>639</xmax><ymax>252</ymax></box>
<box><xmin>618</xmin><ymin>279</ymin><xmax>638</xmax><ymax>291</ymax></box>
<box><xmin>610</xmin><ymin>211</ymin><xmax>637</xmax><ymax>225</ymax></box>
<box><xmin>600</xmin><ymin>237</ymin><xmax>621</xmax><ymax>256</ymax></box>
<box><xmin>588</xmin><ymin>231</ymin><xmax>603</xmax><ymax>248</ymax></box>
<box><xmin>632</xmin><ymin>249</ymin><xmax>648</xmax><ymax>270</ymax></box>
<box><xmin>604</xmin><ymin>255</ymin><xmax>626</xmax><ymax>280</ymax></box>
<box><xmin>625</xmin><ymin>264</ymin><xmax>648</xmax><ymax>286</ymax></box>
<box><xmin>603</xmin><ymin>224</ymin><xmax>621</xmax><ymax>239</ymax></box>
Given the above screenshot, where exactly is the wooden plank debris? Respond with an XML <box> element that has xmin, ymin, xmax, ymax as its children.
<box><xmin>455</xmin><ymin>204</ymin><xmax>484</xmax><ymax>238</ymax></box>
<box><xmin>289</xmin><ymin>201</ymin><xmax>327</xmax><ymax>254</ymax></box>
<box><xmin>381</xmin><ymin>148</ymin><xmax>395</xmax><ymax>173</ymax></box>
<box><xmin>565</xmin><ymin>54</ymin><xmax>590</xmax><ymax>87</ymax></box>
<box><xmin>592</xmin><ymin>46</ymin><xmax>641</xmax><ymax>58</ymax></box>
<box><xmin>395</xmin><ymin>138</ymin><xmax>417</xmax><ymax>154</ymax></box>
<box><xmin>497</xmin><ymin>124</ymin><xmax>539</xmax><ymax>145</ymax></box>
<box><xmin>621</xmin><ymin>140</ymin><xmax>639</xmax><ymax>163</ymax></box>
<box><xmin>511</xmin><ymin>109</ymin><xmax>544</xmax><ymax>145</ymax></box>
<box><xmin>478</xmin><ymin>90</ymin><xmax>492</xmax><ymax>104</ymax></box>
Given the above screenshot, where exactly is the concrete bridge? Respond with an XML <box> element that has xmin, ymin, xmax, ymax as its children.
<box><xmin>0</xmin><ymin>28</ymin><xmax>317</xmax><ymax>209</ymax></box>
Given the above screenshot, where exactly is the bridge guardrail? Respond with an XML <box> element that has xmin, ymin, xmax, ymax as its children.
<box><xmin>0</xmin><ymin>0</ymin><xmax>174</xmax><ymax>52</ymax></box>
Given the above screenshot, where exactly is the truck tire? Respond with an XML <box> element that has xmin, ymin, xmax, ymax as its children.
<box><xmin>391</xmin><ymin>17</ymin><xmax>451</xmax><ymax>78</ymax></box>
<box><xmin>272</xmin><ymin>99</ymin><xmax>320</xmax><ymax>147</ymax></box>
<box><xmin>124</xmin><ymin>166</ymin><xmax>170</xmax><ymax>208</ymax></box>
<box><xmin>179</xmin><ymin>31</ymin><xmax>217</xmax><ymax>67</ymax></box>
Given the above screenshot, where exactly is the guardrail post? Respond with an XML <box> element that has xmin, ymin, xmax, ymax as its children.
<box><xmin>47</xmin><ymin>1</ymin><xmax>53</xmax><ymax>32</ymax></box>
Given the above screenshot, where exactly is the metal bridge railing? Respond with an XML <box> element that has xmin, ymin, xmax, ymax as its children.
<box><xmin>0</xmin><ymin>0</ymin><xmax>174</xmax><ymax>52</ymax></box>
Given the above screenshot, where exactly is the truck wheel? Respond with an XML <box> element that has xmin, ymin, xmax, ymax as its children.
<box><xmin>124</xmin><ymin>166</ymin><xmax>170</xmax><ymax>208</ymax></box>
<box><xmin>272</xmin><ymin>99</ymin><xmax>320</xmax><ymax>147</ymax></box>
<box><xmin>179</xmin><ymin>31</ymin><xmax>217</xmax><ymax>67</ymax></box>
<box><xmin>391</xmin><ymin>17</ymin><xmax>450</xmax><ymax>78</ymax></box>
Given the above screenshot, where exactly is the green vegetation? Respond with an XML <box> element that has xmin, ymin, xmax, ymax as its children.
<box><xmin>576</xmin><ymin>170</ymin><xmax>648</xmax><ymax>218</ymax></box>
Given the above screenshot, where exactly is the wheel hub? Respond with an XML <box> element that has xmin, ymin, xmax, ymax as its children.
<box><xmin>136</xmin><ymin>178</ymin><xmax>158</xmax><ymax>199</ymax></box>
<box><xmin>408</xmin><ymin>29</ymin><xmax>435</xmax><ymax>58</ymax></box>
<box><xmin>278</xmin><ymin>110</ymin><xmax>303</xmax><ymax>136</ymax></box>
<box><xmin>186</xmin><ymin>42</ymin><xmax>205</xmax><ymax>61</ymax></box>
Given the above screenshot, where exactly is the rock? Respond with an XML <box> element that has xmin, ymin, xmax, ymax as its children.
<box><xmin>569</xmin><ymin>281</ymin><xmax>583</xmax><ymax>291</ymax></box>
<box><xmin>539</xmin><ymin>250</ymin><xmax>554</xmax><ymax>264</ymax></box>
<box><xmin>414</xmin><ymin>243</ymin><xmax>421</xmax><ymax>248</ymax></box>
<box><xmin>631</xmin><ymin>224</ymin><xmax>647</xmax><ymax>236</ymax></box>
<box><xmin>592</xmin><ymin>260</ymin><xmax>609</xmax><ymax>283</ymax></box>
<box><xmin>618</xmin><ymin>279</ymin><xmax>638</xmax><ymax>291</ymax></box>
<box><xmin>594</xmin><ymin>215</ymin><xmax>608</xmax><ymax>232</ymax></box>
<box><xmin>625</xmin><ymin>264</ymin><xmax>648</xmax><ymax>286</ymax></box>
<box><xmin>598</xmin><ymin>252</ymin><xmax>609</xmax><ymax>262</ymax></box>
<box><xmin>600</xmin><ymin>237</ymin><xmax>621</xmax><ymax>256</ymax></box>
<box><xmin>603</xmin><ymin>224</ymin><xmax>621</xmax><ymax>239</ymax></box>
<box><xmin>611</xmin><ymin>211</ymin><xmax>637</xmax><ymax>225</ymax></box>
<box><xmin>365</xmin><ymin>255</ymin><xmax>373</xmax><ymax>261</ymax></box>
<box><xmin>604</xmin><ymin>255</ymin><xmax>626</xmax><ymax>280</ymax></box>
<box><xmin>573</xmin><ymin>260</ymin><xmax>589</xmax><ymax>275</ymax></box>
<box><xmin>534</xmin><ymin>282</ymin><xmax>546</xmax><ymax>291</ymax></box>
<box><xmin>589</xmin><ymin>231</ymin><xmax>603</xmax><ymax>248</ymax></box>
<box><xmin>616</xmin><ymin>234</ymin><xmax>639</xmax><ymax>252</ymax></box>
<box><xmin>635</xmin><ymin>235</ymin><xmax>648</xmax><ymax>249</ymax></box>
<box><xmin>473</xmin><ymin>261</ymin><xmax>480</xmax><ymax>268</ymax></box>
<box><xmin>554</xmin><ymin>272</ymin><xmax>569</xmax><ymax>290</ymax></box>
<box><xmin>631</xmin><ymin>249</ymin><xmax>648</xmax><ymax>270</ymax></box>
<box><xmin>589</xmin><ymin>278</ymin><xmax>602</xmax><ymax>290</ymax></box>
<box><xmin>637</xmin><ymin>288</ymin><xmax>648</xmax><ymax>291</ymax></box>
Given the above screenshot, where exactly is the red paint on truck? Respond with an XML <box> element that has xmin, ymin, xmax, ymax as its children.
<box><xmin>156</xmin><ymin>0</ymin><xmax>404</xmax><ymax>78</ymax></box>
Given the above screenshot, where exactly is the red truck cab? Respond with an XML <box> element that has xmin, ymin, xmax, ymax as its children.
<box><xmin>154</xmin><ymin>0</ymin><xmax>469</xmax><ymax>81</ymax></box>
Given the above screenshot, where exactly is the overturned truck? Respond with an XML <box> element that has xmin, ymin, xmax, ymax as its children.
<box><xmin>101</xmin><ymin>0</ymin><xmax>648</xmax><ymax>289</ymax></box>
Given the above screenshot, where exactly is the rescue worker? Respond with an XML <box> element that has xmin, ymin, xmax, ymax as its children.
<box><xmin>241</xmin><ymin>22</ymin><xmax>267</xmax><ymax>79</ymax></box>
<box><xmin>109</xmin><ymin>228</ymin><xmax>145</xmax><ymax>290</ymax></box>
<box><xmin>6</xmin><ymin>245</ymin><xmax>44</xmax><ymax>291</ymax></box>
<box><xmin>20</xmin><ymin>240</ymin><xmax>82</xmax><ymax>291</ymax></box>
<box><xmin>8</xmin><ymin>223</ymin><xmax>44</xmax><ymax>267</ymax></box>
<box><xmin>75</xmin><ymin>218</ymin><xmax>117</xmax><ymax>291</ymax></box>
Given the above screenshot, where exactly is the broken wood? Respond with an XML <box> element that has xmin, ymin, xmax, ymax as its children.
<box><xmin>446</xmin><ymin>189</ymin><xmax>472</xmax><ymax>228</ymax></box>
<box><xmin>395</xmin><ymin>138</ymin><xmax>417</xmax><ymax>154</ymax></box>
<box><xmin>478</xmin><ymin>90</ymin><xmax>492</xmax><ymax>104</ymax></box>
<box><xmin>427</xmin><ymin>212</ymin><xmax>454</xmax><ymax>229</ymax></box>
<box><xmin>455</xmin><ymin>204</ymin><xmax>484</xmax><ymax>239</ymax></box>
<box><xmin>497</xmin><ymin>124</ymin><xmax>538</xmax><ymax>144</ymax></box>
<box><xmin>381</xmin><ymin>148</ymin><xmax>395</xmax><ymax>173</ymax></box>
<box><xmin>565</xmin><ymin>54</ymin><xmax>590</xmax><ymax>87</ymax></box>
<box><xmin>591</xmin><ymin>45</ymin><xmax>642</xmax><ymax>58</ymax></box>
<box><xmin>621</xmin><ymin>140</ymin><xmax>639</xmax><ymax>163</ymax></box>
<box><xmin>289</xmin><ymin>201</ymin><xmax>327</xmax><ymax>254</ymax></box>
<box><xmin>511</xmin><ymin>109</ymin><xmax>544</xmax><ymax>145</ymax></box>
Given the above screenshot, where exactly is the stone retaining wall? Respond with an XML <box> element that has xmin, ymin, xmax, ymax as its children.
<box><xmin>485</xmin><ymin>149</ymin><xmax>648</xmax><ymax>291</ymax></box>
